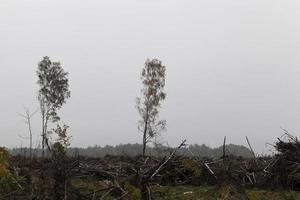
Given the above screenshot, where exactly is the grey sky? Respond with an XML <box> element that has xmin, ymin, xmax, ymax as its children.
<box><xmin>1</xmin><ymin>0</ymin><xmax>300</xmax><ymax>153</ymax></box>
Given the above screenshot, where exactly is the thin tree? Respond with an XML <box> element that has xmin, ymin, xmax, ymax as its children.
<box><xmin>19</xmin><ymin>108</ymin><xmax>38</xmax><ymax>161</ymax></box>
<box><xmin>37</xmin><ymin>56</ymin><xmax>71</xmax><ymax>158</ymax></box>
<box><xmin>52</xmin><ymin>124</ymin><xmax>71</xmax><ymax>200</ymax></box>
<box><xmin>136</xmin><ymin>59</ymin><xmax>166</xmax><ymax>157</ymax></box>
<box><xmin>18</xmin><ymin>107</ymin><xmax>36</xmax><ymax>199</ymax></box>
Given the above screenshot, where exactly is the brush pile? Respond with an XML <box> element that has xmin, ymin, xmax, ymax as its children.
<box><xmin>268</xmin><ymin>133</ymin><xmax>300</xmax><ymax>190</ymax></box>
<box><xmin>4</xmin><ymin>134</ymin><xmax>300</xmax><ymax>199</ymax></box>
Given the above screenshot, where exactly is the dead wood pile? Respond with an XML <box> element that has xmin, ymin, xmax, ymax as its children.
<box><xmin>6</xmin><ymin>134</ymin><xmax>300</xmax><ymax>199</ymax></box>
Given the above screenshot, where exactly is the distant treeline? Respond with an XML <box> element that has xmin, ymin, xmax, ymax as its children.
<box><xmin>10</xmin><ymin>143</ymin><xmax>253</xmax><ymax>158</ymax></box>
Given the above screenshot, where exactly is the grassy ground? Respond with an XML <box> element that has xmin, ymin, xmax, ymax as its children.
<box><xmin>72</xmin><ymin>177</ymin><xmax>300</xmax><ymax>200</ymax></box>
<box><xmin>152</xmin><ymin>185</ymin><xmax>300</xmax><ymax>200</ymax></box>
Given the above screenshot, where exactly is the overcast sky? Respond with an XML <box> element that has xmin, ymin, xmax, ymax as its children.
<box><xmin>1</xmin><ymin>0</ymin><xmax>300</xmax><ymax>153</ymax></box>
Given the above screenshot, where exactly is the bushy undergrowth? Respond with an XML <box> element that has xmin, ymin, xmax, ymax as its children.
<box><xmin>0</xmin><ymin>147</ymin><xmax>24</xmax><ymax>195</ymax></box>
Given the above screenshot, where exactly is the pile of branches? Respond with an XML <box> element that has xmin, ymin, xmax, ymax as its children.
<box><xmin>70</xmin><ymin>140</ymin><xmax>188</xmax><ymax>200</ymax></box>
<box><xmin>202</xmin><ymin>134</ymin><xmax>300</xmax><ymax>191</ymax></box>
<box><xmin>268</xmin><ymin>132</ymin><xmax>300</xmax><ymax>190</ymax></box>
<box><xmin>6</xmin><ymin>134</ymin><xmax>300</xmax><ymax>199</ymax></box>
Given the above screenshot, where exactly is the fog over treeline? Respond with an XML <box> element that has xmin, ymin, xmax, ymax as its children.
<box><xmin>10</xmin><ymin>143</ymin><xmax>252</xmax><ymax>158</ymax></box>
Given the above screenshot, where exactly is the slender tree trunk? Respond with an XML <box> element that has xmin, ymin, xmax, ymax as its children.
<box><xmin>142</xmin><ymin>97</ymin><xmax>151</xmax><ymax>157</ymax></box>
<box><xmin>41</xmin><ymin>104</ymin><xmax>45</xmax><ymax>159</ymax></box>
<box><xmin>64</xmin><ymin>179</ymin><xmax>68</xmax><ymax>200</ymax></box>
<box><xmin>142</xmin><ymin>112</ymin><xmax>149</xmax><ymax>158</ymax></box>
<box><xmin>44</xmin><ymin>114</ymin><xmax>51</xmax><ymax>155</ymax></box>
<box><xmin>41</xmin><ymin>104</ymin><xmax>51</xmax><ymax>158</ymax></box>
<box><xmin>40</xmin><ymin>101</ymin><xmax>47</xmax><ymax>197</ymax></box>
<box><xmin>142</xmin><ymin>127</ymin><xmax>147</xmax><ymax>157</ymax></box>
<box><xmin>25</xmin><ymin>110</ymin><xmax>33</xmax><ymax>161</ymax></box>
<box><xmin>27</xmin><ymin>113</ymin><xmax>33</xmax><ymax>199</ymax></box>
<box><xmin>20</xmin><ymin>108</ymin><xmax>36</xmax><ymax>199</ymax></box>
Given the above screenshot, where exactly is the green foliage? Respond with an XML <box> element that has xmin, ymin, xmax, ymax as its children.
<box><xmin>0</xmin><ymin>147</ymin><xmax>9</xmax><ymax>179</ymax></box>
<box><xmin>37</xmin><ymin>56</ymin><xmax>71</xmax><ymax>122</ymax></box>
<box><xmin>180</xmin><ymin>158</ymin><xmax>202</xmax><ymax>176</ymax></box>
<box><xmin>0</xmin><ymin>147</ymin><xmax>24</xmax><ymax>194</ymax></box>
<box><xmin>150</xmin><ymin>185</ymin><xmax>300</xmax><ymax>200</ymax></box>
<box><xmin>37</xmin><ymin>56</ymin><xmax>71</xmax><ymax>155</ymax></box>
<box><xmin>52</xmin><ymin>141</ymin><xmax>69</xmax><ymax>199</ymax></box>
<box><xmin>52</xmin><ymin>142</ymin><xmax>67</xmax><ymax>158</ymax></box>
<box><xmin>151</xmin><ymin>185</ymin><xmax>214</xmax><ymax>200</ymax></box>
<box><xmin>137</xmin><ymin>59</ymin><xmax>167</xmax><ymax>156</ymax></box>
<box><xmin>70</xmin><ymin>179</ymin><xmax>300</xmax><ymax>200</ymax></box>
<box><xmin>0</xmin><ymin>147</ymin><xmax>9</xmax><ymax>164</ymax></box>
<box><xmin>54</xmin><ymin>124</ymin><xmax>71</xmax><ymax>148</ymax></box>
<box><xmin>103</xmin><ymin>196</ymin><xmax>114</xmax><ymax>200</ymax></box>
<box><xmin>124</xmin><ymin>181</ymin><xmax>141</xmax><ymax>200</ymax></box>
<box><xmin>217</xmin><ymin>184</ymin><xmax>243</xmax><ymax>200</ymax></box>
<box><xmin>51</xmin><ymin>124</ymin><xmax>71</xmax><ymax>160</ymax></box>
<box><xmin>248</xmin><ymin>191</ymin><xmax>259</xmax><ymax>200</ymax></box>
<box><xmin>246</xmin><ymin>190</ymin><xmax>300</xmax><ymax>200</ymax></box>
<box><xmin>0</xmin><ymin>147</ymin><xmax>9</xmax><ymax>177</ymax></box>
<box><xmin>0</xmin><ymin>173</ymin><xmax>24</xmax><ymax>194</ymax></box>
